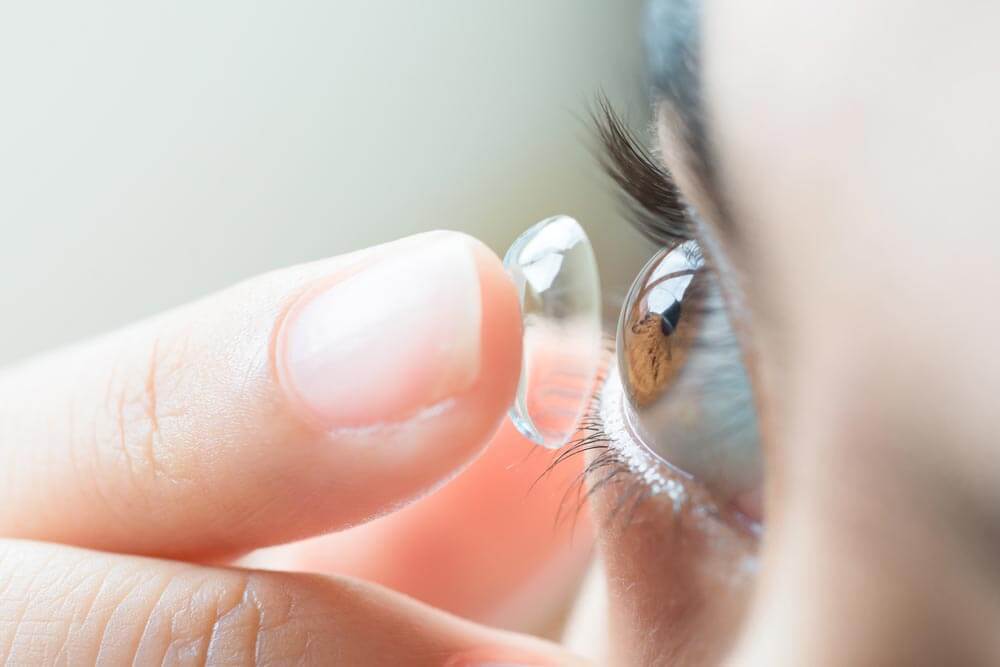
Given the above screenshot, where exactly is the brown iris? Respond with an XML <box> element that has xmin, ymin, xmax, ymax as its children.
<box><xmin>620</xmin><ymin>256</ymin><xmax>704</xmax><ymax>408</ymax></box>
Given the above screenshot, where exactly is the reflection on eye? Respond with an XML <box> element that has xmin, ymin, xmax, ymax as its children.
<box><xmin>616</xmin><ymin>241</ymin><xmax>762</xmax><ymax>512</ymax></box>
<box><xmin>621</xmin><ymin>240</ymin><xmax>702</xmax><ymax>407</ymax></box>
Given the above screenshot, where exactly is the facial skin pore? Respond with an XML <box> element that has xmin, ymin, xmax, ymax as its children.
<box><xmin>594</xmin><ymin>1</ymin><xmax>1000</xmax><ymax>664</ymax></box>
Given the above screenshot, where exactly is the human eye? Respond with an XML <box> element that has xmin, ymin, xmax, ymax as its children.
<box><xmin>576</xmin><ymin>99</ymin><xmax>762</xmax><ymax>527</ymax></box>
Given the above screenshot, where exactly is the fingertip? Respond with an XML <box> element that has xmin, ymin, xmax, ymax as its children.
<box><xmin>272</xmin><ymin>231</ymin><xmax>524</xmax><ymax>532</ymax></box>
<box><xmin>277</xmin><ymin>231</ymin><xmax>486</xmax><ymax>429</ymax></box>
<box><xmin>464</xmin><ymin>232</ymin><xmax>523</xmax><ymax>426</ymax></box>
<box><xmin>331</xmin><ymin>232</ymin><xmax>524</xmax><ymax>499</ymax></box>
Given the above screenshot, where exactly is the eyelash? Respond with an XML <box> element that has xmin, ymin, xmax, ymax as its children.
<box><xmin>542</xmin><ymin>98</ymin><xmax>709</xmax><ymax>527</ymax></box>
<box><xmin>592</xmin><ymin>95</ymin><xmax>695</xmax><ymax>246</ymax></box>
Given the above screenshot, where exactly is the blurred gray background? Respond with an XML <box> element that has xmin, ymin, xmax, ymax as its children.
<box><xmin>0</xmin><ymin>1</ymin><xmax>651</xmax><ymax>365</ymax></box>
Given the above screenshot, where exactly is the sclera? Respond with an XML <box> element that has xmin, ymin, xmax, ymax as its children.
<box><xmin>503</xmin><ymin>216</ymin><xmax>602</xmax><ymax>449</ymax></box>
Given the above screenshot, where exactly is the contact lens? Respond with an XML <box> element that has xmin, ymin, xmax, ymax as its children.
<box><xmin>504</xmin><ymin>216</ymin><xmax>602</xmax><ymax>449</ymax></box>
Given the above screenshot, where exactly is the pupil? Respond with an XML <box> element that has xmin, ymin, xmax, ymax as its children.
<box><xmin>659</xmin><ymin>299</ymin><xmax>682</xmax><ymax>336</ymax></box>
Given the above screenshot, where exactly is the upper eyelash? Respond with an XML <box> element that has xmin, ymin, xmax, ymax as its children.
<box><xmin>537</xmin><ymin>99</ymin><xmax>737</xmax><ymax>529</ymax></box>
<box><xmin>593</xmin><ymin>95</ymin><xmax>694</xmax><ymax>246</ymax></box>
<box><xmin>537</xmin><ymin>98</ymin><xmax>691</xmax><ymax>525</ymax></box>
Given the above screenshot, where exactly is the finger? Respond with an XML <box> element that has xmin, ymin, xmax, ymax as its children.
<box><xmin>0</xmin><ymin>231</ymin><xmax>522</xmax><ymax>560</ymax></box>
<box><xmin>246</xmin><ymin>420</ymin><xmax>594</xmax><ymax>635</ymax></box>
<box><xmin>0</xmin><ymin>539</ymin><xmax>585</xmax><ymax>666</ymax></box>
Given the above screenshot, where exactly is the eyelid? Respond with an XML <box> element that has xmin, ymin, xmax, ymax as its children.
<box><xmin>558</xmin><ymin>362</ymin><xmax>756</xmax><ymax>533</ymax></box>
<box><xmin>554</xmin><ymin>257</ymin><xmax>760</xmax><ymax>529</ymax></box>
<box><xmin>581</xmin><ymin>97</ymin><xmax>763</xmax><ymax>529</ymax></box>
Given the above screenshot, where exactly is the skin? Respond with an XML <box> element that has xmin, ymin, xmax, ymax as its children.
<box><xmin>587</xmin><ymin>0</ymin><xmax>1000</xmax><ymax>664</ymax></box>
<box><xmin>716</xmin><ymin>1</ymin><xmax>1000</xmax><ymax>663</ymax></box>
<box><xmin>0</xmin><ymin>232</ymin><xmax>586</xmax><ymax>665</ymax></box>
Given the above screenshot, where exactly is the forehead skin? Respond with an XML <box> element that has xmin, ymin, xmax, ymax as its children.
<box><xmin>645</xmin><ymin>0</ymin><xmax>750</xmax><ymax>264</ymax></box>
<box><xmin>688</xmin><ymin>0</ymin><xmax>1000</xmax><ymax>663</ymax></box>
<box><xmin>644</xmin><ymin>0</ymin><xmax>705</xmax><ymax>169</ymax></box>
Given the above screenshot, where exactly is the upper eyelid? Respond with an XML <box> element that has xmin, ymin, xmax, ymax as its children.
<box><xmin>579</xmin><ymin>98</ymin><xmax>763</xmax><ymax>529</ymax></box>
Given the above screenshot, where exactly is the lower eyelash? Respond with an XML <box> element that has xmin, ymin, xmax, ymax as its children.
<box><xmin>597</xmin><ymin>370</ymin><xmax>689</xmax><ymax>512</ymax></box>
<box><xmin>547</xmin><ymin>353</ymin><xmax>735</xmax><ymax>531</ymax></box>
<box><xmin>544</xmin><ymin>335</ymin><xmax>692</xmax><ymax>528</ymax></box>
<box><xmin>539</xmin><ymin>334</ymin><xmax>641</xmax><ymax>526</ymax></box>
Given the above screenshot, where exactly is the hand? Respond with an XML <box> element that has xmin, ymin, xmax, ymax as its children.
<box><xmin>0</xmin><ymin>231</ymin><xmax>583</xmax><ymax>665</ymax></box>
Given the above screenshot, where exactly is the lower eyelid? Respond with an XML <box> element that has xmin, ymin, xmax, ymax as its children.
<box><xmin>597</xmin><ymin>369</ymin><xmax>690</xmax><ymax>511</ymax></box>
<box><xmin>566</xmin><ymin>274</ymin><xmax>759</xmax><ymax>534</ymax></box>
<box><xmin>579</xmin><ymin>368</ymin><xmax>760</xmax><ymax>534</ymax></box>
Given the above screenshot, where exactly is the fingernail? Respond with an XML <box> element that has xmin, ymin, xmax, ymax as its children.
<box><xmin>280</xmin><ymin>234</ymin><xmax>482</xmax><ymax>428</ymax></box>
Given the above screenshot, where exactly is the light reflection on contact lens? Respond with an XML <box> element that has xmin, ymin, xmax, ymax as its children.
<box><xmin>504</xmin><ymin>216</ymin><xmax>602</xmax><ymax>449</ymax></box>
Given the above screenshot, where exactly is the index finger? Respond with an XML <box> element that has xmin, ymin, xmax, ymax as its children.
<box><xmin>0</xmin><ymin>231</ymin><xmax>521</xmax><ymax>561</ymax></box>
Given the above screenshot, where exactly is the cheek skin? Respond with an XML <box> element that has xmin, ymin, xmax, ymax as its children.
<box><xmin>697</xmin><ymin>1</ymin><xmax>1000</xmax><ymax>662</ymax></box>
<box><xmin>590</xmin><ymin>471</ymin><xmax>757</xmax><ymax>666</ymax></box>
